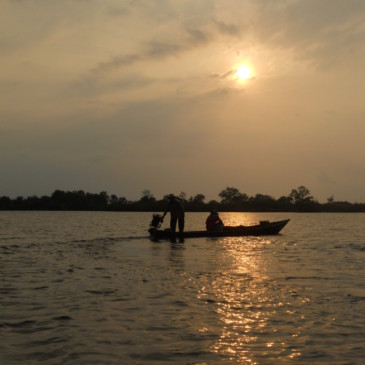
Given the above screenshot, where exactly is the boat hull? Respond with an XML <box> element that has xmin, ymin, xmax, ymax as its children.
<box><xmin>149</xmin><ymin>219</ymin><xmax>290</xmax><ymax>240</ymax></box>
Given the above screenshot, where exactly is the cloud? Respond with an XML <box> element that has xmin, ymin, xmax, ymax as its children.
<box><xmin>90</xmin><ymin>26</ymin><xmax>213</xmax><ymax>76</ymax></box>
<box><xmin>213</xmin><ymin>20</ymin><xmax>242</xmax><ymax>37</ymax></box>
<box><xmin>251</xmin><ymin>0</ymin><xmax>365</xmax><ymax>68</ymax></box>
<box><xmin>211</xmin><ymin>69</ymin><xmax>236</xmax><ymax>80</ymax></box>
<box><xmin>1</xmin><ymin>0</ymin><xmax>365</xmax><ymax>202</ymax></box>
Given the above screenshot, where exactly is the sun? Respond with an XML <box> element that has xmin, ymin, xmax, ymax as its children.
<box><xmin>236</xmin><ymin>65</ymin><xmax>252</xmax><ymax>80</ymax></box>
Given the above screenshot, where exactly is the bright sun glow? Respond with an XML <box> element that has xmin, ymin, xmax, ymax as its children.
<box><xmin>236</xmin><ymin>65</ymin><xmax>252</xmax><ymax>80</ymax></box>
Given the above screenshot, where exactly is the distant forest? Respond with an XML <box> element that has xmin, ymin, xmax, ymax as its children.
<box><xmin>1</xmin><ymin>186</ymin><xmax>365</xmax><ymax>212</ymax></box>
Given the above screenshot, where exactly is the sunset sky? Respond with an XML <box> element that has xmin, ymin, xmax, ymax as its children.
<box><xmin>1</xmin><ymin>0</ymin><xmax>365</xmax><ymax>202</ymax></box>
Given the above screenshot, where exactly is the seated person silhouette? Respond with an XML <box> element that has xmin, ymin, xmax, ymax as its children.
<box><xmin>205</xmin><ymin>210</ymin><xmax>224</xmax><ymax>232</ymax></box>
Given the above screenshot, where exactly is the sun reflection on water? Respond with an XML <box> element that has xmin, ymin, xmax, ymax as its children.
<box><xmin>197</xmin><ymin>213</ymin><xmax>302</xmax><ymax>363</ymax></box>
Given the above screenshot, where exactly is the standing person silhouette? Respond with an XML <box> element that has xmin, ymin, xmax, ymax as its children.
<box><xmin>162</xmin><ymin>194</ymin><xmax>185</xmax><ymax>243</ymax></box>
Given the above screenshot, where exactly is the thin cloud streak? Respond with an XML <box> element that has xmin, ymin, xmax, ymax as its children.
<box><xmin>90</xmin><ymin>27</ymin><xmax>213</xmax><ymax>76</ymax></box>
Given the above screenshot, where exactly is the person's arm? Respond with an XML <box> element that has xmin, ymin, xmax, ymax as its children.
<box><xmin>162</xmin><ymin>201</ymin><xmax>170</xmax><ymax>219</ymax></box>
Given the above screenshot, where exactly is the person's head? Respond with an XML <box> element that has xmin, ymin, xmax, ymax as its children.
<box><xmin>167</xmin><ymin>194</ymin><xmax>175</xmax><ymax>200</ymax></box>
<box><xmin>211</xmin><ymin>210</ymin><xmax>218</xmax><ymax>216</ymax></box>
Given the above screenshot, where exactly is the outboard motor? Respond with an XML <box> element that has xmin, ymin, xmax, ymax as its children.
<box><xmin>149</xmin><ymin>214</ymin><xmax>163</xmax><ymax>241</ymax></box>
<box><xmin>150</xmin><ymin>214</ymin><xmax>163</xmax><ymax>229</ymax></box>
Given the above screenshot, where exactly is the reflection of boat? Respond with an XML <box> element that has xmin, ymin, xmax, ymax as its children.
<box><xmin>148</xmin><ymin>214</ymin><xmax>290</xmax><ymax>240</ymax></box>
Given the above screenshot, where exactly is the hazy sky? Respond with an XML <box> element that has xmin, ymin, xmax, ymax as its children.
<box><xmin>1</xmin><ymin>0</ymin><xmax>365</xmax><ymax>202</ymax></box>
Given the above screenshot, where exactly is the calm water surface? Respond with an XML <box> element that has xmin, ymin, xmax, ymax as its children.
<box><xmin>0</xmin><ymin>211</ymin><xmax>364</xmax><ymax>364</ymax></box>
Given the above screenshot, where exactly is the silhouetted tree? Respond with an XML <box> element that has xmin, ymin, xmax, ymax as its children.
<box><xmin>189</xmin><ymin>194</ymin><xmax>205</xmax><ymax>204</ymax></box>
<box><xmin>187</xmin><ymin>193</ymin><xmax>206</xmax><ymax>211</ymax></box>
<box><xmin>15</xmin><ymin>196</ymin><xmax>25</xmax><ymax>209</ymax></box>
<box><xmin>0</xmin><ymin>196</ymin><xmax>11</xmax><ymax>209</ymax></box>
<box><xmin>248</xmin><ymin>194</ymin><xmax>276</xmax><ymax>211</ymax></box>
<box><xmin>288</xmin><ymin>186</ymin><xmax>321</xmax><ymax>212</ymax></box>
<box><xmin>108</xmin><ymin>195</ymin><xmax>129</xmax><ymax>211</ymax></box>
<box><xmin>277</xmin><ymin>196</ymin><xmax>292</xmax><ymax>211</ymax></box>
<box><xmin>206</xmin><ymin>199</ymin><xmax>220</xmax><ymax>212</ymax></box>
<box><xmin>140</xmin><ymin>190</ymin><xmax>156</xmax><ymax>202</ymax></box>
<box><xmin>96</xmin><ymin>191</ymin><xmax>109</xmax><ymax>209</ymax></box>
<box><xmin>289</xmin><ymin>186</ymin><xmax>313</xmax><ymax>204</ymax></box>
<box><xmin>219</xmin><ymin>187</ymin><xmax>248</xmax><ymax>205</ymax></box>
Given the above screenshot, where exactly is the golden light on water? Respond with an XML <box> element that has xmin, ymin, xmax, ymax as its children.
<box><xmin>197</xmin><ymin>213</ymin><xmax>303</xmax><ymax>363</ymax></box>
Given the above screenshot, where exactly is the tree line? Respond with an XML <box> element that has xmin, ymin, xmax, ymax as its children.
<box><xmin>0</xmin><ymin>186</ymin><xmax>364</xmax><ymax>212</ymax></box>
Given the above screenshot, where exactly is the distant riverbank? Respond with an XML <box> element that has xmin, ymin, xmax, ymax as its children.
<box><xmin>1</xmin><ymin>187</ymin><xmax>365</xmax><ymax>213</ymax></box>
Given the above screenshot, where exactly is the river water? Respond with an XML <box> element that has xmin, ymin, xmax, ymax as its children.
<box><xmin>0</xmin><ymin>211</ymin><xmax>364</xmax><ymax>364</ymax></box>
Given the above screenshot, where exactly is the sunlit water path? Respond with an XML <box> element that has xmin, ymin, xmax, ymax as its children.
<box><xmin>1</xmin><ymin>211</ymin><xmax>364</xmax><ymax>364</ymax></box>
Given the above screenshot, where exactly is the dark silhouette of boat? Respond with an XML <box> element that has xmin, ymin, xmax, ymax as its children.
<box><xmin>148</xmin><ymin>214</ymin><xmax>290</xmax><ymax>240</ymax></box>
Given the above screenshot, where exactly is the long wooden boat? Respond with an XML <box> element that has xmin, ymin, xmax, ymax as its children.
<box><xmin>149</xmin><ymin>219</ymin><xmax>290</xmax><ymax>240</ymax></box>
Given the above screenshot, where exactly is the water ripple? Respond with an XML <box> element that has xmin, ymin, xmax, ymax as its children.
<box><xmin>1</xmin><ymin>211</ymin><xmax>364</xmax><ymax>364</ymax></box>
